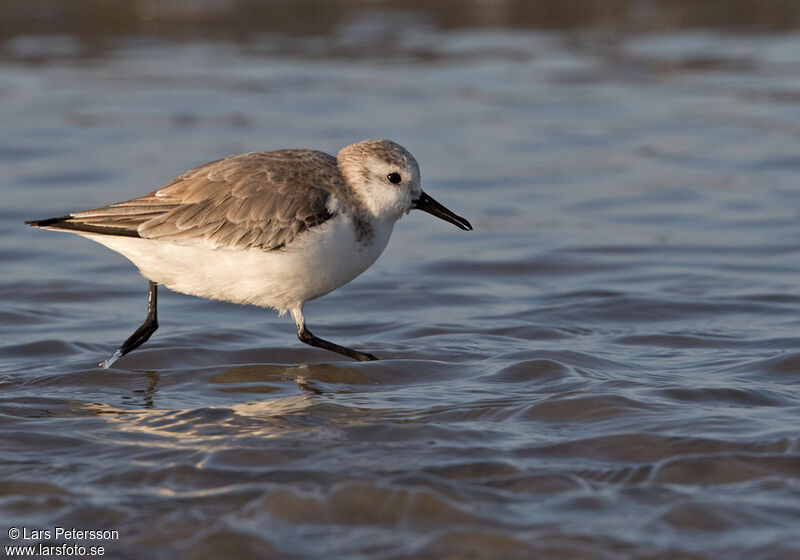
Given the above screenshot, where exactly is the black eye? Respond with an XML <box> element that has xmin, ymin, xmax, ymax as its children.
<box><xmin>386</xmin><ymin>172</ymin><xmax>402</xmax><ymax>184</ymax></box>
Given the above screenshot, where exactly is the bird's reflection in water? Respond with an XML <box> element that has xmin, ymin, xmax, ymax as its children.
<box><xmin>78</xmin><ymin>359</ymin><xmax>385</xmax><ymax>445</ymax></box>
<box><xmin>210</xmin><ymin>362</ymin><xmax>372</xmax><ymax>396</ymax></box>
<box><xmin>84</xmin><ymin>361</ymin><xmax>375</xmax><ymax>429</ymax></box>
<box><xmin>132</xmin><ymin>370</ymin><xmax>160</xmax><ymax>409</ymax></box>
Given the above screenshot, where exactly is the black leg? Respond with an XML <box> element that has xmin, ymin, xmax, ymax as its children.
<box><xmin>100</xmin><ymin>281</ymin><xmax>159</xmax><ymax>368</ymax></box>
<box><xmin>297</xmin><ymin>325</ymin><xmax>378</xmax><ymax>362</ymax></box>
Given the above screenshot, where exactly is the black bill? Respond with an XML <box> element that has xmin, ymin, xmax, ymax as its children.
<box><xmin>412</xmin><ymin>191</ymin><xmax>473</xmax><ymax>231</ymax></box>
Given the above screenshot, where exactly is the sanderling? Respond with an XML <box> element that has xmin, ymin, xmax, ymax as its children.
<box><xmin>27</xmin><ymin>139</ymin><xmax>472</xmax><ymax>366</ymax></box>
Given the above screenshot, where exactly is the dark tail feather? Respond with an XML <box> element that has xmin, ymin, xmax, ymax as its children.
<box><xmin>26</xmin><ymin>215</ymin><xmax>73</xmax><ymax>228</ymax></box>
<box><xmin>25</xmin><ymin>215</ymin><xmax>141</xmax><ymax>238</ymax></box>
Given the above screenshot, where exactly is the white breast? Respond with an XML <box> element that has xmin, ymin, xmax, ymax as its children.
<box><xmin>78</xmin><ymin>214</ymin><xmax>395</xmax><ymax>314</ymax></box>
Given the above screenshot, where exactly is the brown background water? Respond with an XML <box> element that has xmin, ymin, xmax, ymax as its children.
<box><xmin>2</xmin><ymin>2</ymin><xmax>800</xmax><ymax>558</ymax></box>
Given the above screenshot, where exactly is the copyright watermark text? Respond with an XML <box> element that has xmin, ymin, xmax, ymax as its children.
<box><xmin>5</xmin><ymin>527</ymin><xmax>118</xmax><ymax>557</ymax></box>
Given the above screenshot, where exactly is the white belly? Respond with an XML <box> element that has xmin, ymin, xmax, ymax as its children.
<box><xmin>78</xmin><ymin>216</ymin><xmax>394</xmax><ymax>313</ymax></box>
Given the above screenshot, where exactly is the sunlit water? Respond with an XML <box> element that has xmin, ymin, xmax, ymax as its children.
<box><xmin>2</xmin><ymin>23</ymin><xmax>800</xmax><ymax>559</ymax></box>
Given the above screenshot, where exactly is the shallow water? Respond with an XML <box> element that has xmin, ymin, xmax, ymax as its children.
<box><xmin>3</xmin><ymin>5</ymin><xmax>800</xmax><ymax>559</ymax></box>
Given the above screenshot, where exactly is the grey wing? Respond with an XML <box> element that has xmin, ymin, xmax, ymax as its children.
<box><xmin>49</xmin><ymin>150</ymin><xmax>340</xmax><ymax>250</ymax></box>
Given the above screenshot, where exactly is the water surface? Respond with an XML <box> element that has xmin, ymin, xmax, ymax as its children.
<box><xmin>2</xmin><ymin>6</ymin><xmax>800</xmax><ymax>559</ymax></box>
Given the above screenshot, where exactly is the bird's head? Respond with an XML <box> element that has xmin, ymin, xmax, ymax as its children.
<box><xmin>337</xmin><ymin>139</ymin><xmax>472</xmax><ymax>231</ymax></box>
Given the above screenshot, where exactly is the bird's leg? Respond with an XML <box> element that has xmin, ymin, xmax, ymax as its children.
<box><xmin>298</xmin><ymin>327</ymin><xmax>378</xmax><ymax>362</ymax></box>
<box><xmin>101</xmin><ymin>281</ymin><xmax>159</xmax><ymax>368</ymax></box>
<box><xmin>290</xmin><ymin>307</ymin><xmax>377</xmax><ymax>362</ymax></box>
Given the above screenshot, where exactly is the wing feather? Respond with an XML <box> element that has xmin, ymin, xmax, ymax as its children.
<box><xmin>33</xmin><ymin>150</ymin><xmax>341</xmax><ymax>250</ymax></box>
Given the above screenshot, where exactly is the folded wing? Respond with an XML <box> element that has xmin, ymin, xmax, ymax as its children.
<box><xmin>28</xmin><ymin>150</ymin><xmax>340</xmax><ymax>251</ymax></box>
